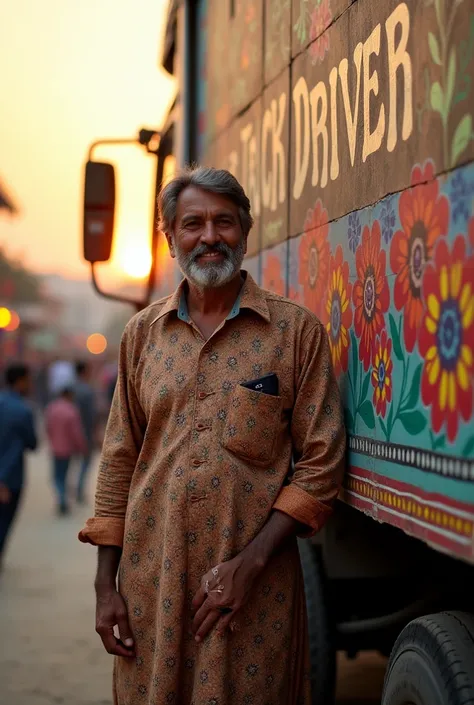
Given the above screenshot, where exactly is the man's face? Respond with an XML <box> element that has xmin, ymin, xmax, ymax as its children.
<box><xmin>166</xmin><ymin>186</ymin><xmax>247</xmax><ymax>288</ymax></box>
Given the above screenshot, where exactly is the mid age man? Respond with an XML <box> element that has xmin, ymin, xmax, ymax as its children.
<box><xmin>75</xmin><ymin>361</ymin><xmax>97</xmax><ymax>504</ymax></box>
<box><xmin>0</xmin><ymin>364</ymin><xmax>37</xmax><ymax>569</ymax></box>
<box><xmin>79</xmin><ymin>167</ymin><xmax>346</xmax><ymax>704</ymax></box>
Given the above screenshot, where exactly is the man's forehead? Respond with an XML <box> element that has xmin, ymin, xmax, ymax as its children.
<box><xmin>176</xmin><ymin>185</ymin><xmax>239</xmax><ymax>216</ymax></box>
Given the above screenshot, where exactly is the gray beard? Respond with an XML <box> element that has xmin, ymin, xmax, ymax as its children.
<box><xmin>174</xmin><ymin>239</ymin><xmax>245</xmax><ymax>288</ymax></box>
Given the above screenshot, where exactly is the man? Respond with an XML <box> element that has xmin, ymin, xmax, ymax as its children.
<box><xmin>45</xmin><ymin>387</ymin><xmax>87</xmax><ymax>515</ymax></box>
<box><xmin>79</xmin><ymin>167</ymin><xmax>346</xmax><ymax>704</ymax></box>
<box><xmin>0</xmin><ymin>364</ymin><xmax>37</xmax><ymax>568</ymax></box>
<box><xmin>74</xmin><ymin>361</ymin><xmax>97</xmax><ymax>503</ymax></box>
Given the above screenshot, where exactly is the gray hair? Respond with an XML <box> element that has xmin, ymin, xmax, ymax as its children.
<box><xmin>158</xmin><ymin>165</ymin><xmax>254</xmax><ymax>236</ymax></box>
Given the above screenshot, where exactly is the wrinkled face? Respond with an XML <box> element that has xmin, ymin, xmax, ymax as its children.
<box><xmin>166</xmin><ymin>186</ymin><xmax>247</xmax><ymax>288</ymax></box>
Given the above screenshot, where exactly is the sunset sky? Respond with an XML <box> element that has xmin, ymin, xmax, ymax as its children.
<box><xmin>0</xmin><ymin>0</ymin><xmax>176</xmax><ymax>282</ymax></box>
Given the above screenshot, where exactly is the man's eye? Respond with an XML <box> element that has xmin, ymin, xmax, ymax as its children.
<box><xmin>184</xmin><ymin>221</ymin><xmax>200</xmax><ymax>229</ymax></box>
<box><xmin>217</xmin><ymin>218</ymin><xmax>232</xmax><ymax>226</ymax></box>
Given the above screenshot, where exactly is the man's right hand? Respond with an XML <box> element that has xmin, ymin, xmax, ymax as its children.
<box><xmin>0</xmin><ymin>483</ymin><xmax>11</xmax><ymax>504</ymax></box>
<box><xmin>95</xmin><ymin>588</ymin><xmax>135</xmax><ymax>658</ymax></box>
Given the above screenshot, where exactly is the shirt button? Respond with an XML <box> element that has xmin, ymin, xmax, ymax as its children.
<box><xmin>197</xmin><ymin>391</ymin><xmax>207</xmax><ymax>400</ymax></box>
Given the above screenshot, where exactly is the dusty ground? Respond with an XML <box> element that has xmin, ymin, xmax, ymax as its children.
<box><xmin>0</xmin><ymin>448</ymin><xmax>386</xmax><ymax>704</ymax></box>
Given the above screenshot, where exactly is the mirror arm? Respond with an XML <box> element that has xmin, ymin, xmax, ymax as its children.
<box><xmin>88</xmin><ymin>137</ymin><xmax>139</xmax><ymax>162</ymax></box>
<box><xmin>90</xmin><ymin>263</ymin><xmax>148</xmax><ymax>312</ymax></box>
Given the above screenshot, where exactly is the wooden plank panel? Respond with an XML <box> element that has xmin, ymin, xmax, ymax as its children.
<box><xmin>264</xmin><ymin>0</ymin><xmax>291</xmax><ymax>85</ymax></box>
<box><xmin>291</xmin><ymin>0</ymin><xmax>354</xmax><ymax>59</ymax></box>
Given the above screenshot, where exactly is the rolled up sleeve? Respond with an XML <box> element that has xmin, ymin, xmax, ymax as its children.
<box><xmin>78</xmin><ymin>320</ymin><xmax>146</xmax><ymax>548</ymax></box>
<box><xmin>273</xmin><ymin>322</ymin><xmax>346</xmax><ymax>536</ymax></box>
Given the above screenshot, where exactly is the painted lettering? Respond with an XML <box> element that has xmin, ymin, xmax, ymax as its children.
<box><xmin>362</xmin><ymin>23</ymin><xmax>385</xmax><ymax>163</ymax></box>
<box><xmin>386</xmin><ymin>2</ymin><xmax>413</xmax><ymax>152</ymax></box>
<box><xmin>310</xmin><ymin>81</ymin><xmax>329</xmax><ymax>188</ymax></box>
<box><xmin>271</xmin><ymin>93</ymin><xmax>287</xmax><ymax>211</ymax></box>
<box><xmin>292</xmin><ymin>77</ymin><xmax>311</xmax><ymax>201</ymax></box>
<box><xmin>261</xmin><ymin>107</ymin><xmax>273</xmax><ymax>208</ymax></box>
<box><xmin>329</xmin><ymin>66</ymin><xmax>340</xmax><ymax>181</ymax></box>
<box><xmin>339</xmin><ymin>43</ymin><xmax>363</xmax><ymax>168</ymax></box>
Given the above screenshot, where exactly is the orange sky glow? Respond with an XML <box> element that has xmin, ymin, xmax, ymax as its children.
<box><xmin>0</xmin><ymin>0</ymin><xmax>176</xmax><ymax>284</ymax></box>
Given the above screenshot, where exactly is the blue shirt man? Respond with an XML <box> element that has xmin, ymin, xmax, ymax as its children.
<box><xmin>0</xmin><ymin>364</ymin><xmax>37</xmax><ymax>566</ymax></box>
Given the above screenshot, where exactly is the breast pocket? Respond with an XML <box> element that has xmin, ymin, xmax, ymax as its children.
<box><xmin>222</xmin><ymin>384</ymin><xmax>282</xmax><ymax>466</ymax></box>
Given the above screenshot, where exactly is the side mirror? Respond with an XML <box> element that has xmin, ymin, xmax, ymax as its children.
<box><xmin>83</xmin><ymin>161</ymin><xmax>116</xmax><ymax>263</ymax></box>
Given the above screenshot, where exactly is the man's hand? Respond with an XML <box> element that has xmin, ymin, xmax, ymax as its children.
<box><xmin>192</xmin><ymin>553</ymin><xmax>265</xmax><ymax>643</ymax></box>
<box><xmin>0</xmin><ymin>483</ymin><xmax>11</xmax><ymax>504</ymax></box>
<box><xmin>95</xmin><ymin>588</ymin><xmax>135</xmax><ymax>658</ymax></box>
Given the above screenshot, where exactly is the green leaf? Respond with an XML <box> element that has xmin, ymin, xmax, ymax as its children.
<box><xmin>351</xmin><ymin>329</ymin><xmax>358</xmax><ymax>392</ymax></box>
<box><xmin>361</xmin><ymin>371</ymin><xmax>371</xmax><ymax>404</ymax></box>
<box><xmin>379</xmin><ymin>418</ymin><xmax>388</xmax><ymax>439</ymax></box>
<box><xmin>428</xmin><ymin>32</ymin><xmax>441</xmax><ymax>65</ymax></box>
<box><xmin>451</xmin><ymin>114</ymin><xmax>473</xmax><ymax>166</ymax></box>
<box><xmin>430</xmin><ymin>81</ymin><xmax>444</xmax><ymax>117</ymax></box>
<box><xmin>446</xmin><ymin>48</ymin><xmax>456</xmax><ymax>116</ymax></box>
<box><xmin>462</xmin><ymin>435</ymin><xmax>474</xmax><ymax>458</ymax></box>
<box><xmin>389</xmin><ymin>314</ymin><xmax>404</xmax><ymax>362</ymax></box>
<box><xmin>434</xmin><ymin>0</ymin><xmax>442</xmax><ymax>29</ymax></box>
<box><xmin>344</xmin><ymin>408</ymin><xmax>354</xmax><ymax>430</ymax></box>
<box><xmin>359</xmin><ymin>400</ymin><xmax>376</xmax><ymax>430</ymax></box>
<box><xmin>404</xmin><ymin>363</ymin><xmax>423</xmax><ymax>410</ymax></box>
<box><xmin>433</xmin><ymin>434</ymin><xmax>446</xmax><ymax>451</ymax></box>
<box><xmin>387</xmin><ymin>404</ymin><xmax>394</xmax><ymax>436</ymax></box>
<box><xmin>399</xmin><ymin>410</ymin><xmax>427</xmax><ymax>436</ymax></box>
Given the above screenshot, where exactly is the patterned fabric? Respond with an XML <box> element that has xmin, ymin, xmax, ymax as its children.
<box><xmin>79</xmin><ymin>272</ymin><xmax>346</xmax><ymax>705</ymax></box>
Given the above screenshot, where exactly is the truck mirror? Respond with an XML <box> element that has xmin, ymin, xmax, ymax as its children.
<box><xmin>83</xmin><ymin>160</ymin><xmax>116</xmax><ymax>263</ymax></box>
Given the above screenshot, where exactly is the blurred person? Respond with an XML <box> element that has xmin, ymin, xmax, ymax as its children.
<box><xmin>74</xmin><ymin>361</ymin><xmax>97</xmax><ymax>504</ymax></box>
<box><xmin>47</xmin><ymin>357</ymin><xmax>76</xmax><ymax>400</ymax></box>
<box><xmin>45</xmin><ymin>387</ymin><xmax>87</xmax><ymax>516</ymax></box>
<box><xmin>0</xmin><ymin>364</ymin><xmax>37</xmax><ymax>569</ymax></box>
<box><xmin>79</xmin><ymin>167</ymin><xmax>345</xmax><ymax>705</ymax></box>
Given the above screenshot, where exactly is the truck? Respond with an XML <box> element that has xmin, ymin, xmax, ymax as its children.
<box><xmin>82</xmin><ymin>1</ymin><xmax>474</xmax><ymax>703</ymax></box>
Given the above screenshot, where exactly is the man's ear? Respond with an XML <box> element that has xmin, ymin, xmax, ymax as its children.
<box><xmin>243</xmin><ymin>230</ymin><xmax>248</xmax><ymax>257</ymax></box>
<box><xmin>165</xmin><ymin>230</ymin><xmax>176</xmax><ymax>259</ymax></box>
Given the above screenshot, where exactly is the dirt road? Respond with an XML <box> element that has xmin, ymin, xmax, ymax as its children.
<box><xmin>0</xmin><ymin>448</ymin><xmax>386</xmax><ymax>704</ymax></box>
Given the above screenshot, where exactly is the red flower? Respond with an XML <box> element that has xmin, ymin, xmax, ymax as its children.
<box><xmin>309</xmin><ymin>0</ymin><xmax>332</xmax><ymax>64</ymax></box>
<box><xmin>371</xmin><ymin>330</ymin><xmax>393</xmax><ymax>418</ymax></box>
<box><xmin>298</xmin><ymin>199</ymin><xmax>330</xmax><ymax>317</ymax></box>
<box><xmin>322</xmin><ymin>246</ymin><xmax>353</xmax><ymax>375</ymax></box>
<box><xmin>262</xmin><ymin>254</ymin><xmax>285</xmax><ymax>296</ymax></box>
<box><xmin>419</xmin><ymin>236</ymin><xmax>474</xmax><ymax>442</ymax></box>
<box><xmin>353</xmin><ymin>221</ymin><xmax>390</xmax><ymax>371</ymax></box>
<box><xmin>390</xmin><ymin>161</ymin><xmax>449</xmax><ymax>351</ymax></box>
<box><xmin>469</xmin><ymin>217</ymin><xmax>474</xmax><ymax>252</ymax></box>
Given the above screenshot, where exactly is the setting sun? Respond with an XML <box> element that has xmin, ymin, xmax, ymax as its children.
<box><xmin>117</xmin><ymin>241</ymin><xmax>152</xmax><ymax>279</ymax></box>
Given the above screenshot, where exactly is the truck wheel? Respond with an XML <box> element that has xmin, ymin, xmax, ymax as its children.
<box><xmin>298</xmin><ymin>539</ymin><xmax>336</xmax><ymax>705</ymax></box>
<box><xmin>382</xmin><ymin>611</ymin><xmax>474</xmax><ymax>705</ymax></box>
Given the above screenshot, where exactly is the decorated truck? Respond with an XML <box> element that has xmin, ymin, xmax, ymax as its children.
<box><xmin>82</xmin><ymin>0</ymin><xmax>474</xmax><ymax>703</ymax></box>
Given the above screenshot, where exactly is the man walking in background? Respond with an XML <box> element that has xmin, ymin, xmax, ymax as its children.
<box><xmin>74</xmin><ymin>361</ymin><xmax>97</xmax><ymax>504</ymax></box>
<box><xmin>0</xmin><ymin>364</ymin><xmax>37</xmax><ymax>570</ymax></box>
<box><xmin>45</xmin><ymin>387</ymin><xmax>87</xmax><ymax>515</ymax></box>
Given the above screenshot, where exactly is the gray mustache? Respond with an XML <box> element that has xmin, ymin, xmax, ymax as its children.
<box><xmin>191</xmin><ymin>243</ymin><xmax>232</xmax><ymax>260</ymax></box>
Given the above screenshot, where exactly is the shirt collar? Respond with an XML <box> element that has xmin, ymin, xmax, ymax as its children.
<box><xmin>150</xmin><ymin>271</ymin><xmax>270</xmax><ymax>326</ymax></box>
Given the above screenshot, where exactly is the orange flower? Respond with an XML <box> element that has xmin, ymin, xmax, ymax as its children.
<box><xmin>390</xmin><ymin>161</ymin><xmax>449</xmax><ymax>351</ymax></box>
<box><xmin>353</xmin><ymin>221</ymin><xmax>390</xmax><ymax>371</ymax></box>
<box><xmin>298</xmin><ymin>199</ymin><xmax>330</xmax><ymax>317</ymax></box>
<box><xmin>419</xmin><ymin>236</ymin><xmax>474</xmax><ymax>442</ymax></box>
<box><xmin>262</xmin><ymin>254</ymin><xmax>285</xmax><ymax>296</ymax></box>
<box><xmin>322</xmin><ymin>246</ymin><xmax>352</xmax><ymax>375</ymax></box>
<box><xmin>371</xmin><ymin>330</ymin><xmax>393</xmax><ymax>418</ymax></box>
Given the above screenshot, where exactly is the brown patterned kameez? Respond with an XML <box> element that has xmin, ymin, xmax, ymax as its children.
<box><xmin>79</xmin><ymin>272</ymin><xmax>345</xmax><ymax>705</ymax></box>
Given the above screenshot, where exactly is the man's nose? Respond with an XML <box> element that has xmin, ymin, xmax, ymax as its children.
<box><xmin>200</xmin><ymin>220</ymin><xmax>219</xmax><ymax>245</ymax></box>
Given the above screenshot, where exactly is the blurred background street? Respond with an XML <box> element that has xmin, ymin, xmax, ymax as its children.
<box><xmin>0</xmin><ymin>447</ymin><xmax>387</xmax><ymax>705</ymax></box>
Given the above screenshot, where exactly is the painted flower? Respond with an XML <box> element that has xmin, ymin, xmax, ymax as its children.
<box><xmin>347</xmin><ymin>211</ymin><xmax>361</xmax><ymax>254</ymax></box>
<box><xmin>371</xmin><ymin>330</ymin><xmax>393</xmax><ymax>418</ymax></box>
<box><xmin>390</xmin><ymin>161</ymin><xmax>449</xmax><ymax>352</ymax></box>
<box><xmin>262</xmin><ymin>254</ymin><xmax>285</xmax><ymax>296</ymax></box>
<box><xmin>299</xmin><ymin>199</ymin><xmax>330</xmax><ymax>317</ymax></box>
<box><xmin>353</xmin><ymin>221</ymin><xmax>390</xmax><ymax>371</ymax></box>
<box><xmin>309</xmin><ymin>0</ymin><xmax>332</xmax><ymax>64</ymax></box>
<box><xmin>323</xmin><ymin>246</ymin><xmax>353</xmax><ymax>375</ymax></box>
<box><xmin>380</xmin><ymin>196</ymin><xmax>396</xmax><ymax>244</ymax></box>
<box><xmin>469</xmin><ymin>217</ymin><xmax>474</xmax><ymax>253</ymax></box>
<box><xmin>419</xmin><ymin>236</ymin><xmax>474</xmax><ymax>442</ymax></box>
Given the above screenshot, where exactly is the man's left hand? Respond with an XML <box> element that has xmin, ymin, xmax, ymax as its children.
<box><xmin>192</xmin><ymin>553</ymin><xmax>265</xmax><ymax>642</ymax></box>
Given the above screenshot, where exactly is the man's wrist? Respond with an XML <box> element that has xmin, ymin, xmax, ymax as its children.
<box><xmin>94</xmin><ymin>578</ymin><xmax>117</xmax><ymax>595</ymax></box>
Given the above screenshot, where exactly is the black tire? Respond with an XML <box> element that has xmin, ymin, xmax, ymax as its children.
<box><xmin>298</xmin><ymin>539</ymin><xmax>336</xmax><ymax>705</ymax></box>
<box><xmin>382</xmin><ymin>611</ymin><xmax>474</xmax><ymax>705</ymax></box>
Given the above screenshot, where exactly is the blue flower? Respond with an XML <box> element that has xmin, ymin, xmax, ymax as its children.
<box><xmin>380</xmin><ymin>196</ymin><xmax>396</xmax><ymax>244</ymax></box>
<box><xmin>347</xmin><ymin>212</ymin><xmax>361</xmax><ymax>253</ymax></box>
<box><xmin>450</xmin><ymin>169</ymin><xmax>474</xmax><ymax>223</ymax></box>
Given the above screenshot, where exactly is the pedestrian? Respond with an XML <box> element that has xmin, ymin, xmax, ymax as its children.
<box><xmin>74</xmin><ymin>361</ymin><xmax>97</xmax><ymax>504</ymax></box>
<box><xmin>47</xmin><ymin>357</ymin><xmax>76</xmax><ymax>401</ymax></box>
<box><xmin>45</xmin><ymin>387</ymin><xmax>87</xmax><ymax>515</ymax></box>
<box><xmin>0</xmin><ymin>364</ymin><xmax>37</xmax><ymax>570</ymax></box>
<box><xmin>79</xmin><ymin>166</ymin><xmax>346</xmax><ymax>704</ymax></box>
